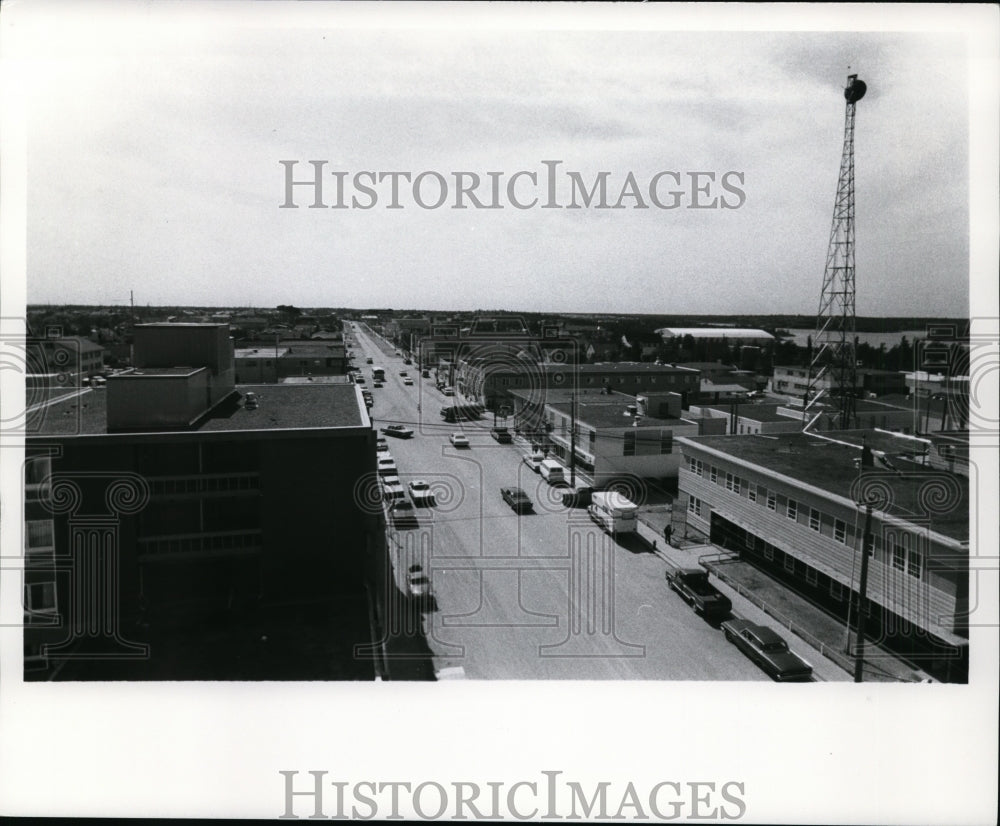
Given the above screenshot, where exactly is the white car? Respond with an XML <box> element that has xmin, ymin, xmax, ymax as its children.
<box><xmin>523</xmin><ymin>453</ymin><xmax>544</xmax><ymax>472</ymax></box>
<box><xmin>442</xmin><ymin>387</ymin><xmax>455</xmax><ymax>396</ymax></box>
<box><xmin>377</xmin><ymin>457</ymin><xmax>398</xmax><ymax>476</ymax></box>
<box><xmin>403</xmin><ymin>377</ymin><xmax>414</xmax><ymax>386</ymax></box>
<box><xmin>449</xmin><ymin>433</ymin><xmax>470</xmax><ymax>448</ymax></box>
<box><xmin>408</xmin><ymin>479</ymin><xmax>436</xmax><ymax>507</ymax></box>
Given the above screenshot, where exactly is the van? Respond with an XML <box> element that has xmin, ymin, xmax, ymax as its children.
<box><xmin>539</xmin><ymin>459</ymin><xmax>565</xmax><ymax>485</ymax></box>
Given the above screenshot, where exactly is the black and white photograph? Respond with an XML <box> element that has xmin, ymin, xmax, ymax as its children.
<box><xmin>1</xmin><ymin>2</ymin><xmax>997</xmax><ymax>822</ymax></box>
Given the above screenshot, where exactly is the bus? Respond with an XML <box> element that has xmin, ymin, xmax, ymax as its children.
<box><xmin>440</xmin><ymin>403</ymin><xmax>484</xmax><ymax>423</ymax></box>
<box><xmin>371</xmin><ymin>366</ymin><xmax>385</xmax><ymax>382</ymax></box>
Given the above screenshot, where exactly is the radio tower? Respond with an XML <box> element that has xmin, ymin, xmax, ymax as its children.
<box><xmin>804</xmin><ymin>73</ymin><xmax>867</xmax><ymax>431</ymax></box>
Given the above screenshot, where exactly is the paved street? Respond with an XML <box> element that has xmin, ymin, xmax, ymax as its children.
<box><xmin>351</xmin><ymin>324</ymin><xmax>774</xmax><ymax>681</ymax></box>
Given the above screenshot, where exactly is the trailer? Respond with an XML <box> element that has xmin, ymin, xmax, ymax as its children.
<box><xmin>587</xmin><ymin>491</ymin><xmax>639</xmax><ymax>535</ymax></box>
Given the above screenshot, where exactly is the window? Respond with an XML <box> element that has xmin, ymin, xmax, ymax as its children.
<box><xmin>725</xmin><ymin>473</ymin><xmax>741</xmax><ymax>494</ymax></box>
<box><xmin>786</xmin><ymin>499</ymin><xmax>798</xmax><ymax>520</ymax></box>
<box><xmin>623</xmin><ymin>431</ymin><xmax>636</xmax><ymax>456</ymax></box>
<box><xmin>890</xmin><ymin>536</ymin><xmax>905</xmax><ymax>571</ymax></box>
<box><xmin>805</xmin><ymin>566</ymin><xmax>818</xmax><ymax>586</ymax></box>
<box><xmin>25</xmin><ymin>581</ymin><xmax>57</xmax><ymax>614</ymax></box>
<box><xmin>834</xmin><ymin>519</ymin><xmax>846</xmax><ymax>544</ymax></box>
<box><xmin>709</xmin><ymin>466</ymin><xmax>718</xmax><ymax>484</ymax></box>
<box><xmin>830</xmin><ymin>580</ymin><xmax>843</xmax><ymax>600</ymax></box>
<box><xmin>763</xmin><ymin>544</ymin><xmax>774</xmax><ymax>560</ymax></box>
<box><xmin>688</xmin><ymin>496</ymin><xmax>702</xmax><ymax>517</ymax></box>
<box><xmin>747</xmin><ymin>483</ymin><xmax>757</xmax><ymax>503</ymax></box>
<box><xmin>589</xmin><ymin>430</ymin><xmax>596</xmax><ymax>447</ymax></box>
<box><xmin>784</xmin><ymin>554</ymin><xmax>796</xmax><ymax>573</ymax></box>
<box><xmin>908</xmin><ymin>549</ymin><xmax>922</xmax><ymax>580</ymax></box>
<box><xmin>766</xmin><ymin>491</ymin><xmax>776</xmax><ymax>512</ymax></box>
<box><xmin>660</xmin><ymin>431</ymin><xmax>673</xmax><ymax>455</ymax></box>
<box><xmin>686</xmin><ymin>457</ymin><xmax>703</xmax><ymax>476</ymax></box>
<box><xmin>809</xmin><ymin>508</ymin><xmax>821</xmax><ymax>532</ymax></box>
<box><xmin>25</xmin><ymin>520</ymin><xmax>54</xmax><ymax>551</ymax></box>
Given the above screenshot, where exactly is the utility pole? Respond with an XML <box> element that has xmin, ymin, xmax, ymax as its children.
<box><xmin>569</xmin><ymin>391</ymin><xmax>577</xmax><ymax>487</ymax></box>
<box><xmin>853</xmin><ymin>502</ymin><xmax>874</xmax><ymax>683</ymax></box>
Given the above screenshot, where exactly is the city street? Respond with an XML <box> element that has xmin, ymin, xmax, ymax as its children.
<box><xmin>351</xmin><ymin>324</ymin><xmax>769</xmax><ymax>681</ymax></box>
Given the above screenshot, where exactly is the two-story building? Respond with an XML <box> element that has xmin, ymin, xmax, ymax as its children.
<box><xmin>675</xmin><ymin>429</ymin><xmax>969</xmax><ymax>681</ymax></box>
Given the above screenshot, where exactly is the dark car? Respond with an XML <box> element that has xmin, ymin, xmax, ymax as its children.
<box><xmin>491</xmin><ymin>427</ymin><xmax>512</xmax><ymax>444</ymax></box>
<box><xmin>390</xmin><ymin>500</ymin><xmax>419</xmax><ymax>529</ymax></box>
<box><xmin>720</xmin><ymin>619</ymin><xmax>813</xmax><ymax>682</ymax></box>
<box><xmin>561</xmin><ymin>487</ymin><xmax>594</xmax><ymax>508</ymax></box>
<box><xmin>501</xmin><ymin>487</ymin><xmax>533</xmax><ymax>513</ymax></box>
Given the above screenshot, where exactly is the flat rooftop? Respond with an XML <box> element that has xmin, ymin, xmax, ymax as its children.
<box><xmin>548</xmin><ymin>401</ymin><xmax>686</xmax><ymax>429</ymax></box>
<box><xmin>695</xmin><ymin>403</ymin><xmax>799</xmax><ymax>422</ymax></box>
<box><xmin>678</xmin><ymin>429</ymin><xmax>969</xmax><ymax>542</ymax></box>
<box><xmin>29</xmin><ymin>383</ymin><xmax>367</xmax><ymax>437</ymax></box>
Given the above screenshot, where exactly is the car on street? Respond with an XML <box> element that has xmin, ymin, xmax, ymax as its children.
<box><xmin>449</xmin><ymin>433</ymin><xmax>470</xmax><ymax>448</ymax></box>
<box><xmin>490</xmin><ymin>427</ymin><xmax>512</xmax><ymax>444</ymax></box>
<box><xmin>377</xmin><ymin>457</ymin><xmax>398</xmax><ymax>477</ymax></box>
<box><xmin>523</xmin><ymin>453</ymin><xmax>545</xmax><ymax>473</ymax></box>
<box><xmin>720</xmin><ymin>619</ymin><xmax>813</xmax><ymax>682</ymax></box>
<box><xmin>373</xmin><ymin>380</ymin><xmax>383</xmax><ymax>388</ymax></box>
<box><xmin>407</xmin><ymin>565</ymin><xmax>431</xmax><ymax>601</ymax></box>
<box><xmin>421</xmin><ymin>369</ymin><xmax>430</xmax><ymax>378</ymax></box>
<box><xmin>366</xmin><ymin>357</ymin><xmax>373</xmax><ymax>364</ymax></box>
<box><xmin>403</xmin><ymin>377</ymin><xmax>414</xmax><ymax>386</ymax></box>
<box><xmin>561</xmin><ymin>487</ymin><xmax>594</xmax><ymax>508</ymax></box>
<box><xmin>442</xmin><ymin>387</ymin><xmax>455</xmax><ymax>396</ymax></box>
<box><xmin>408</xmin><ymin>480</ymin><xmax>436</xmax><ymax>507</ymax></box>
<box><xmin>501</xmin><ymin>486</ymin><xmax>533</xmax><ymax>513</ymax></box>
<box><xmin>399</xmin><ymin>371</ymin><xmax>408</xmax><ymax>377</ymax></box>
<box><xmin>376</xmin><ymin>438</ymin><xmax>389</xmax><ymax>453</ymax></box>
<box><xmin>382</xmin><ymin>425</ymin><xmax>414</xmax><ymax>438</ymax></box>
<box><xmin>382</xmin><ymin>479</ymin><xmax>405</xmax><ymax>503</ymax></box>
<box><xmin>390</xmin><ymin>499</ymin><xmax>419</xmax><ymax>528</ymax></box>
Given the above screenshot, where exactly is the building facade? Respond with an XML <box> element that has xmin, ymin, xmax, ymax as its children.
<box><xmin>675</xmin><ymin>430</ymin><xmax>969</xmax><ymax>681</ymax></box>
<box><xmin>23</xmin><ymin>323</ymin><xmax>381</xmax><ymax>680</ymax></box>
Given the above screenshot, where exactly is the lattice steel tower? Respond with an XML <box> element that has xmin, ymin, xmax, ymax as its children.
<box><xmin>804</xmin><ymin>73</ymin><xmax>867</xmax><ymax>430</ymax></box>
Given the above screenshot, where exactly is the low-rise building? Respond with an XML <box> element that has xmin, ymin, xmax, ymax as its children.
<box><xmin>675</xmin><ymin>429</ymin><xmax>969</xmax><ymax>681</ymax></box>
<box><xmin>461</xmin><ymin>361</ymin><xmax>700</xmax><ymax>411</ymax></box>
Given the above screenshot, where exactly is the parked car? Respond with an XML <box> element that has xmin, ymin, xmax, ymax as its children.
<box><xmin>421</xmin><ymin>369</ymin><xmax>430</xmax><ymax>378</ymax></box>
<box><xmin>407</xmin><ymin>567</ymin><xmax>431</xmax><ymax>600</ymax></box>
<box><xmin>408</xmin><ymin>480</ymin><xmax>436</xmax><ymax>507</ymax></box>
<box><xmin>399</xmin><ymin>371</ymin><xmax>408</xmax><ymax>377</ymax></box>
<box><xmin>366</xmin><ymin>357</ymin><xmax>373</xmax><ymax>364</ymax></box>
<box><xmin>666</xmin><ymin>567</ymin><xmax>732</xmax><ymax>622</ymax></box>
<box><xmin>720</xmin><ymin>619</ymin><xmax>813</xmax><ymax>682</ymax></box>
<box><xmin>373</xmin><ymin>381</ymin><xmax>384</xmax><ymax>388</ymax></box>
<box><xmin>501</xmin><ymin>487</ymin><xmax>533</xmax><ymax>513</ymax></box>
<box><xmin>390</xmin><ymin>499</ymin><xmax>419</xmax><ymax>528</ymax></box>
<box><xmin>382</xmin><ymin>424</ymin><xmax>414</xmax><ymax>438</ymax></box>
<box><xmin>450</xmin><ymin>433</ymin><xmax>470</xmax><ymax>448</ymax></box>
<box><xmin>442</xmin><ymin>387</ymin><xmax>455</xmax><ymax>396</ymax></box>
<box><xmin>523</xmin><ymin>453</ymin><xmax>545</xmax><ymax>473</ymax></box>
<box><xmin>561</xmin><ymin>487</ymin><xmax>594</xmax><ymax>508</ymax></box>
<box><xmin>377</xmin><ymin>457</ymin><xmax>398</xmax><ymax>477</ymax></box>
<box><xmin>403</xmin><ymin>377</ymin><xmax>414</xmax><ymax>386</ymax></box>
<box><xmin>490</xmin><ymin>427</ymin><xmax>512</xmax><ymax>444</ymax></box>
<box><xmin>375</xmin><ymin>438</ymin><xmax>389</xmax><ymax>453</ymax></box>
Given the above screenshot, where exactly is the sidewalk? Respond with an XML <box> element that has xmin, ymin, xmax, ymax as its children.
<box><xmin>636</xmin><ymin>514</ymin><xmax>925</xmax><ymax>683</ymax></box>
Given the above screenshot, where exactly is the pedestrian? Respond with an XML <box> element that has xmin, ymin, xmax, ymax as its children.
<box><xmin>664</xmin><ymin>525</ymin><xmax>672</xmax><ymax>545</ymax></box>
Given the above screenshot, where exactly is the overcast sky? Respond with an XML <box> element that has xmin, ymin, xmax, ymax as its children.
<box><xmin>12</xmin><ymin>4</ymin><xmax>979</xmax><ymax>317</ymax></box>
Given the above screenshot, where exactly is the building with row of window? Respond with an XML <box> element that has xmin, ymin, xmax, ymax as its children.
<box><xmin>233</xmin><ymin>341</ymin><xmax>347</xmax><ymax>383</ymax></box>
<box><xmin>509</xmin><ymin>388</ymin><xmax>721</xmax><ymax>485</ymax></box>
<box><xmin>461</xmin><ymin>361</ymin><xmax>701</xmax><ymax>412</ymax></box>
<box><xmin>24</xmin><ymin>323</ymin><xmax>381</xmax><ymax>680</ymax></box>
<box><xmin>674</xmin><ymin>429</ymin><xmax>969</xmax><ymax>681</ymax></box>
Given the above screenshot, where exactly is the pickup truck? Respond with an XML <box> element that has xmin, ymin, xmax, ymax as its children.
<box><xmin>665</xmin><ymin>567</ymin><xmax>732</xmax><ymax>622</ymax></box>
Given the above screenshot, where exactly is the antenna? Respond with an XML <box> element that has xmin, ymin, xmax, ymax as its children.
<box><xmin>804</xmin><ymin>73</ymin><xmax>867</xmax><ymax>431</ymax></box>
